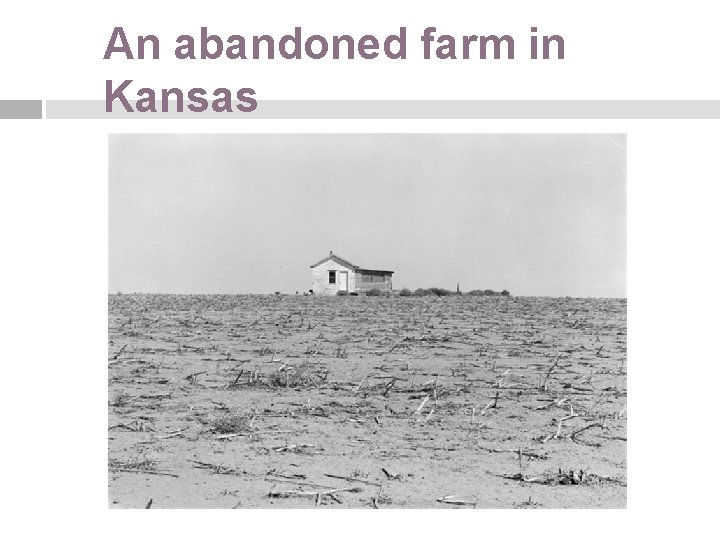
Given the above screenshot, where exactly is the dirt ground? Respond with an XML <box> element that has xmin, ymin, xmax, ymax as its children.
<box><xmin>108</xmin><ymin>294</ymin><xmax>626</xmax><ymax>509</ymax></box>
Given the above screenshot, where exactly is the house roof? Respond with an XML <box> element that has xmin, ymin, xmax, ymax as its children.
<box><xmin>357</xmin><ymin>268</ymin><xmax>394</xmax><ymax>275</ymax></box>
<box><xmin>310</xmin><ymin>251</ymin><xmax>359</xmax><ymax>269</ymax></box>
<box><xmin>310</xmin><ymin>251</ymin><xmax>394</xmax><ymax>274</ymax></box>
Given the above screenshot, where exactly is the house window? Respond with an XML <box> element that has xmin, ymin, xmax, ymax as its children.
<box><xmin>328</xmin><ymin>270</ymin><xmax>336</xmax><ymax>284</ymax></box>
<box><xmin>361</xmin><ymin>273</ymin><xmax>387</xmax><ymax>283</ymax></box>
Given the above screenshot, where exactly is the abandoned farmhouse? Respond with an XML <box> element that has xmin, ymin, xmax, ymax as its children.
<box><xmin>310</xmin><ymin>251</ymin><xmax>394</xmax><ymax>295</ymax></box>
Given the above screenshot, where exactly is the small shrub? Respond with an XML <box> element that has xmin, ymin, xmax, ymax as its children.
<box><xmin>269</xmin><ymin>359</ymin><xmax>327</xmax><ymax>388</ymax></box>
<box><xmin>212</xmin><ymin>413</ymin><xmax>252</xmax><ymax>434</ymax></box>
<box><xmin>336</xmin><ymin>290</ymin><xmax>349</xmax><ymax>296</ymax></box>
<box><xmin>111</xmin><ymin>390</ymin><xmax>134</xmax><ymax>407</ymax></box>
<box><xmin>429</xmin><ymin>287</ymin><xmax>452</xmax><ymax>296</ymax></box>
<box><xmin>366</xmin><ymin>289</ymin><xmax>383</xmax><ymax>297</ymax></box>
<box><xmin>414</xmin><ymin>287</ymin><xmax>452</xmax><ymax>296</ymax></box>
<box><xmin>398</xmin><ymin>288</ymin><xmax>414</xmax><ymax>297</ymax></box>
<box><xmin>467</xmin><ymin>289</ymin><xmax>506</xmax><ymax>297</ymax></box>
<box><xmin>109</xmin><ymin>455</ymin><xmax>158</xmax><ymax>472</ymax></box>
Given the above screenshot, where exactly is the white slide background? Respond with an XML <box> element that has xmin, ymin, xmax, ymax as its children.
<box><xmin>1</xmin><ymin>0</ymin><xmax>718</xmax><ymax>537</ymax></box>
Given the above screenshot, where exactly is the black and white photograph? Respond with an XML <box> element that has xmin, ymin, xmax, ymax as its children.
<box><xmin>108</xmin><ymin>133</ymin><xmax>626</xmax><ymax>508</ymax></box>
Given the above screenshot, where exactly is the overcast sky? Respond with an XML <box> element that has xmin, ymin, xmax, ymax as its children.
<box><xmin>109</xmin><ymin>133</ymin><xmax>626</xmax><ymax>297</ymax></box>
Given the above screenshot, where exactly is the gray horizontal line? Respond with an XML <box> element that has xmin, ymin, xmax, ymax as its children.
<box><xmin>0</xmin><ymin>100</ymin><xmax>42</xmax><ymax>119</ymax></box>
<box><xmin>45</xmin><ymin>100</ymin><xmax>720</xmax><ymax>119</ymax></box>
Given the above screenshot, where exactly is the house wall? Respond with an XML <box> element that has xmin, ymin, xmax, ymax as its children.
<box><xmin>354</xmin><ymin>271</ymin><xmax>393</xmax><ymax>293</ymax></box>
<box><xmin>311</xmin><ymin>260</ymin><xmax>357</xmax><ymax>295</ymax></box>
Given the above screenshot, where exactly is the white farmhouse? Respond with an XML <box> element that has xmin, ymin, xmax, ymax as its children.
<box><xmin>310</xmin><ymin>251</ymin><xmax>394</xmax><ymax>295</ymax></box>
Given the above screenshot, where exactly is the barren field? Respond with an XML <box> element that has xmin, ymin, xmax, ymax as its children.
<box><xmin>108</xmin><ymin>294</ymin><xmax>626</xmax><ymax>509</ymax></box>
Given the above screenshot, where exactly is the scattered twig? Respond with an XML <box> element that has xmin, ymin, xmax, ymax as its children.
<box><xmin>155</xmin><ymin>427</ymin><xmax>189</xmax><ymax>440</ymax></box>
<box><xmin>381</xmin><ymin>468</ymin><xmax>402</xmax><ymax>481</ymax></box>
<box><xmin>110</xmin><ymin>344</ymin><xmax>127</xmax><ymax>362</ymax></box>
<box><xmin>324</xmin><ymin>474</ymin><xmax>381</xmax><ymax>487</ymax></box>
<box><xmin>266</xmin><ymin>476</ymin><xmax>338</xmax><ymax>490</ymax></box>
<box><xmin>415</xmin><ymin>395</ymin><xmax>430</xmax><ymax>414</ymax></box>
<box><xmin>382</xmin><ymin>377</ymin><xmax>397</xmax><ymax>396</ymax></box>
<box><xmin>437</xmin><ymin>495</ymin><xmax>477</xmax><ymax>507</ymax></box>
<box><xmin>372</xmin><ymin>483</ymin><xmax>385</xmax><ymax>509</ymax></box>
<box><xmin>479</xmin><ymin>400</ymin><xmax>493</xmax><ymax>416</ymax></box>
<box><xmin>215</xmin><ymin>429</ymin><xmax>295</xmax><ymax>440</ymax></box>
<box><xmin>272</xmin><ymin>443</ymin><xmax>319</xmax><ymax>453</ymax></box>
<box><xmin>542</xmin><ymin>356</ymin><xmax>561</xmax><ymax>391</ymax></box>
<box><xmin>225</xmin><ymin>369</ymin><xmax>244</xmax><ymax>389</ymax></box>
<box><xmin>190</xmin><ymin>460</ymin><xmax>245</xmax><ymax>475</ymax></box>
<box><xmin>269</xmin><ymin>486</ymin><xmax>361</xmax><ymax>500</ymax></box>
<box><xmin>111</xmin><ymin>468</ymin><xmax>179</xmax><ymax>478</ymax></box>
<box><xmin>534</xmin><ymin>397</ymin><xmax>568</xmax><ymax>410</ymax></box>
<box><xmin>570</xmin><ymin>422</ymin><xmax>603</xmax><ymax>445</ymax></box>
<box><xmin>478</xmin><ymin>447</ymin><xmax>547</xmax><ymax>460</ymax></box>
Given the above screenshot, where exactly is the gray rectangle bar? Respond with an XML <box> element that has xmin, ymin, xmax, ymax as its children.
<box><xmin>0</xmin><ymin>100</ymin><xmax>42</xmax><ymax>119</ymax></box>
<box><xmin>45</xmin><ymin>100</ymin><xmax>720</xmax><ymax>119</ymax></box>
